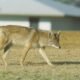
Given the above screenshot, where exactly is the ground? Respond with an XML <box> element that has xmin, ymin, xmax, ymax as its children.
<box><xmin>0</xmin><ymin>47</ymin><xmax>80</xmax><ymax>80</ymax></box>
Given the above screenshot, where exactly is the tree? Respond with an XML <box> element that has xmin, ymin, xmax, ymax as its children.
<box><xmin>53</xmin><ymin>0</ymin><xmax>80</xmax><ymax>7</ymax></box>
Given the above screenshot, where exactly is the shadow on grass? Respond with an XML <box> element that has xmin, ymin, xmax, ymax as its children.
<box><xmin>52</xmin><ymin>61</ymin><xmax>80</xmax><ymax>65</ymax></box>
<box><xmin>1</xmin><ymin>61</ymin><xmax>80</xmax><ymax>66</ymax></box>
<box><xmin>25</xmin><ymin>61</ymin><xmax>80</xmax><ymax>66</ymax></box>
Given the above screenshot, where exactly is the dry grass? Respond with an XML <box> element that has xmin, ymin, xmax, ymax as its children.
<box><xmin>0</xmin><ymin>47</ymin><xmax>80</xmax><ymax>80</ymax></box>
<box><xmin>60</xmin><ymin>31</ymin><xmax>80</xmax><ymax>48</ymax></box>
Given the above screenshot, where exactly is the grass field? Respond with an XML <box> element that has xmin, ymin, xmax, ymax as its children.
<box><xmin>0</xmin><ymin>26</ymin><xmax>80</xmax><ymax>80</ymax></box>
<box><xmin>0</xmin><ymin>47</ymin><xmax>80</xmax><ymax>80</ymax></box>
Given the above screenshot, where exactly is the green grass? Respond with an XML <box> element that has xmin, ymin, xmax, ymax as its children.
<box><xmin>0</xmin><ymin>64</ymin><xmax>80</xmax><ymax>80</ymax></box>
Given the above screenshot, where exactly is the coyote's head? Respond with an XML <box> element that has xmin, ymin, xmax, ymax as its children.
<box><xmin>48</xmin><ymin>31</ymin><xmax>61</xmax><ymax>48</ymax></box>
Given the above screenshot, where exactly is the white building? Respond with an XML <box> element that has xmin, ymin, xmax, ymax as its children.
<box><xmin>0</xmin><ymin>0</ymin><xmax>80</xmax><ymax>30</ymax></box>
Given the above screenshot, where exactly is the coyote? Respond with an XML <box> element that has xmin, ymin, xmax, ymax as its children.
<box><xmin>0</xmin><ymin>26</ymin><xmax>60</xmax><ymax>69</ymax></box>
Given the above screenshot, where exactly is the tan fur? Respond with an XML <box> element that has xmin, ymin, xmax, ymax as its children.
<box><xmin>0</xmin><ymin>29</ymin><xmax>8</xmax><ymax>49</ymax></box>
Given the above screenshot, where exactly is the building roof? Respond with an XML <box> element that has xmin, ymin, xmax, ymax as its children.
<box><xmin>0</xmin><ymin>0</ymin><xmax>80</xmax><ymax>17</ymax></box>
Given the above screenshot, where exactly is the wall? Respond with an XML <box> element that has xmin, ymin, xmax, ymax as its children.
<box><xmin>0</xmin><ymin>16</ymin><xmax>80</xmax><ymax>31</ymax></box>
<box><xmin>0</xmin><ymin>16</ymin><xmax>52</xmax><ymax>31</ymax></box>
<box><xmin>51</xmin><ymin>17</ymin><xmax>80</xmax><ymax>30</ymax></box>
<box><xmin>38</xmin><ymin>18</ymin><xmax>51</xmax><ymax>31</ymax></box>
<box><xmin>0</xmin><ymin>16</ymin><xmax>30</xmax><ymax>27</ymax></box>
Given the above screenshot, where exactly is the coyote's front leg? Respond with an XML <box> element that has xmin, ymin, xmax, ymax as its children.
<box><xmin>38</xmin><ymin>47</ymin><xmax>53</xmax><ymax>66</ymax></box>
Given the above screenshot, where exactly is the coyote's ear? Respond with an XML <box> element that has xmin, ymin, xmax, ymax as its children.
<box><xmin>57</xmin><ymin>31</ymin><xmax>61</xmax><ymax>37</ymax></box>
<box><xmin>58</xmin><ymin>31</ymin><xmax>61</xmax><ymax>34</ymax></box>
